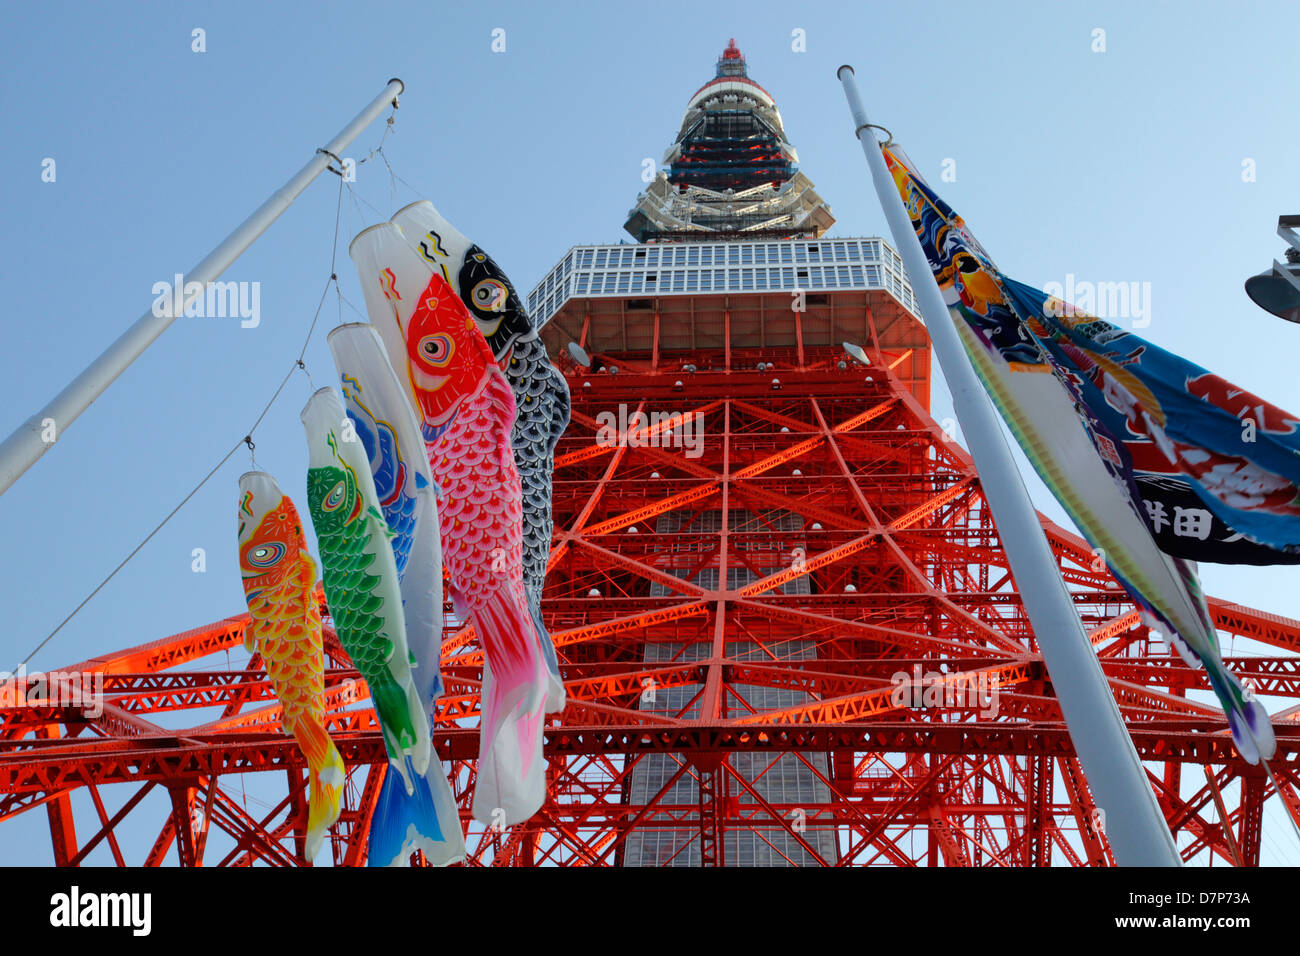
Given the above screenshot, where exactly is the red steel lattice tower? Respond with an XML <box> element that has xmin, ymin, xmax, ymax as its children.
<box><xmin>4</xmin><ymin>42</ymin><xmax>1300</xmax><ymax>867</ymax></box>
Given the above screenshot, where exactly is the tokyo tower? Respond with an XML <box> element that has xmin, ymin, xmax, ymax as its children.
<box><xmin>3</xmin><ymin>40</ymin><xmax>1298</xmax><ymax>867</ymax></box>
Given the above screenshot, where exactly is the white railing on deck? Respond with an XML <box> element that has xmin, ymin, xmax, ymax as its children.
<box><xmin>526</xmin><ymin>236</ymin><xmax>918</xmax><ymax>330</ymax></box>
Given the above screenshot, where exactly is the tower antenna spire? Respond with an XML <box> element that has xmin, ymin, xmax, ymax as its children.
<box><xmin>626</xmin><ymin>44</ymin><xmax>831</xmax><ymax>242</ymax></box>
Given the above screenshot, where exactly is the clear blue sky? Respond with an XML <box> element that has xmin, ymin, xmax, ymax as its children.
<box><xmin>2</xmin><ymin>0</ymin><xmax>1298</xmax><ymax>865</ymax></box>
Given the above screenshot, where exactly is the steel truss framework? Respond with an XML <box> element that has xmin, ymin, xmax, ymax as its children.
<box><xmin>5</xmin><ymin>298</ymin><xmax>1300</xmax><ymax>867</ymax></box>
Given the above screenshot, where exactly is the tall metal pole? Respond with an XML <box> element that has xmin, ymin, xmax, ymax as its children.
<box><xmin>0</xmin><ymin>78</ymin><xmax>405</xmax><ymax>497</ymax></box>
<box><xmin>837</xmin><ymin>65</ymin><xmax>1179</xmax><ymax>867</ymax></box>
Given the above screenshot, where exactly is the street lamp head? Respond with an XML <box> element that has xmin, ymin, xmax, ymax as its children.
<box><xmin>1245</xmin><ymin>248</ymin><xmax>1300</xmax><ymax>324</ymax></box>
<box><xmin>1247</xmin><ymin>216</ymin><xmax>1300</xmax><ymax>323</ymax></box>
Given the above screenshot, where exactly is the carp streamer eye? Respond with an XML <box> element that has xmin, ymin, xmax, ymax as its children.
<box><xmin>472</xmin><ymin>278</ymin><xmax>509</xmax><ymax>314</ymax></box>
<box><xmin>419</xmin><ymin>333</ymin><xmax>454</xmax><ymax>367</ymax></box>
<box><xmin>247</xmin><ymin>542</ymin><xmax>286</xmax><ymax>568</ymax></box>
<box><xmin>323</xmin><ymin>479</ymin><xmax>347</xmax><ymax>511</ymax></box>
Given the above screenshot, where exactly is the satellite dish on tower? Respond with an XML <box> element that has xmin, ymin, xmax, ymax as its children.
<box><xmin>568</xmin><ymin>342</ymin><xmax>593</xmax><ymax>367</ymax></box>
<box><xmin>842</xmin><ymin>342</ymin><xmax>871</xmax><ymax>366</ymax></box>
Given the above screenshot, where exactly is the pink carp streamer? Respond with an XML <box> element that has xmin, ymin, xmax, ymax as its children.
<box><xmin>407</xmin><ymin>275</ymin><xmax>547</xmax><ymax>824</ymax></box>
<box><xmin>350</xmin><ymin>223</ymin><xmax>546</xmax><ymax>824</ymax></box>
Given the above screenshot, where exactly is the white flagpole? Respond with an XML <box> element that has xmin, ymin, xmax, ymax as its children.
<box><xmin>837</xmin><ymin>65</ymin><xmax>1179</xmax><ymax>867</ymax></box>
<box><xmin>0</xmin><ymin>78</ymin><xmax>405</xmax><ymax>498</ymax></box>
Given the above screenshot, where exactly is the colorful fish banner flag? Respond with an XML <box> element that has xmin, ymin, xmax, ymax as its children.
<box><xmin>328</xmin><ymin>322</ymin><xmax>445</xmax><ymax>707</ymax></box>
<box><xmin>881</xmin><ymin>144</ymin><xmax>1275</xmax><ymax>763</ymax></box>
<box><xmin>327</xmin><ymin>323</ymin><xmax>465</xmax><ymax>867</ymax></box>
<box><xmin>998</xmin><ymin>276</ymin><xmax>1300</xmax><ymax>565</ymax></box>
<box><xmin>347</xmin><ymin>224</ymin><xmax>443</xmax><ymax>432</ymax></box>
<box><xmin>349</xmin><ymin>223</ymin><xmax>549</xmax><ymax>824</ymax></box>
<box><xmin>303</xmin><ymin>385</ymin><xmax>430</xmax><ymax>784</ymax></box>
<box><xmin>302</xmin><ymin>386</ymin><xmax>466</xmax><ymax>863</ymax></box>
<box><xmin>390</xmin><ymin>201</ymin><xmax>534</xmax><ymax>361</ymax></box>
<box><xmin>391</xmin><ymin>200</ymin><xmax>570</xmax><ymax>713</ymax></box>
<box><xmin>236</xmin><ymin>472</ymin><xmax>343</xmax><ymax>861</ymax></box>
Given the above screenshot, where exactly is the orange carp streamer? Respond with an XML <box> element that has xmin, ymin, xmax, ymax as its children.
<box><xmin>238</xmin><ymin>472</ymin><xmax>345</xmax><ymax>860</ymax></box>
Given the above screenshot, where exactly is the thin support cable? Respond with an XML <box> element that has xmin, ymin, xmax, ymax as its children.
<box><xmin>13</xmin><ymin>239</ymin><xmax>339</xmax><ymax>673</ymax></box>
<box><xmin>345</xmin><ymin>181</ymin><xmax>387</xmax><ymax>221</ymax></box>
<box><xmin>337</xmin><ymin>289</ymin><xmax>369</xmax><ymax>323</ymax></box>
<box><xmin>377</xmin><ymin>147</ymin><xmax>424</xmax><ymax>201</ymax></box>
<box><xmin>11</xmin><ymin>114</ymin><xmax>410</xmax><ymax>674</ymax></box>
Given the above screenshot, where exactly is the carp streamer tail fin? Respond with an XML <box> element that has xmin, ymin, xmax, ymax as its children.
<box><xmin>369</xmin><ymin>674</ymin><xmax>431</xmax><ymax>792</ymax></box>
<box><xmin>294</xmin><ymin>716</ymin><xmax>345</xmax><ymax>860</ymax></box>
<box><xmin>530</xmin><ymin>600</ymin><xmax>566</xmax><ymax>715</ymax></box>
<box><xmin>471</xmin><ymin>587</ymin><xmax>546</xmax><ymax>825</ymax></box>
<box><xmin>368</xmin><ymin>753</ymin><xmax>466</xmax><ymax>867</ymax></box>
